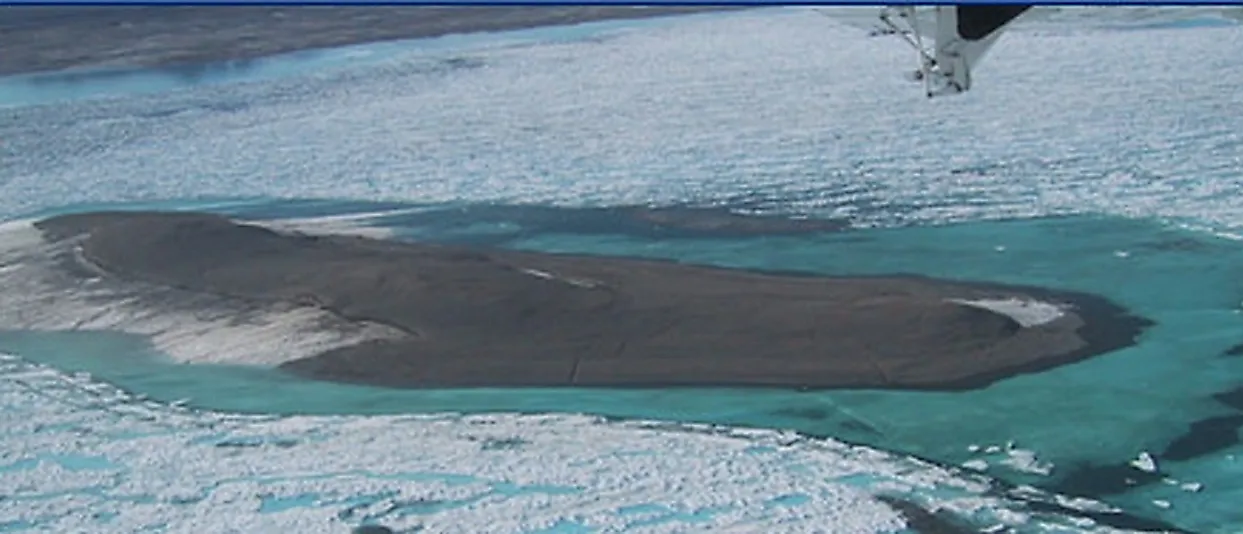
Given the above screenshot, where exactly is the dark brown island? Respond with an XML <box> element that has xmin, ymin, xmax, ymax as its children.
<box><xmin>35</xmin><ymin>211</ymin><xmax>1152</xmax><ymax>391</ymax></box>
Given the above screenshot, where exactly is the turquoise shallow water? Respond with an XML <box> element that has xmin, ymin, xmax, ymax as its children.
<box><xmin>3</xmin><ymin>5</ymin><xmax>1242</xmax><ymax>533</ymax></box>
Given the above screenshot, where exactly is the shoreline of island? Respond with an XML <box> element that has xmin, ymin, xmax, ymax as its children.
<box><xmin>24</xmin><ymin>210</ymin><xmax>1154</xmax><ymax>393</ymax></box>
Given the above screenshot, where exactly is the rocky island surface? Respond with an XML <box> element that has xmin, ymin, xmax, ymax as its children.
<box><xmin>33</xmin><ymin>210</ymin><xmax>1153</xmax><ymax>391</ymax></box>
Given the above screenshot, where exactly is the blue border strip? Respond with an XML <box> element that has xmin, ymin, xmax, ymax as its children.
<box><xmin>4</xmin><ymin>1</ymin><xmax>1241</xmax><ymax>6</ymax></box>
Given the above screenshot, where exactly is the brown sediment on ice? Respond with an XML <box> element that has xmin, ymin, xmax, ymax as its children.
<box><xmin>34</xmin><ymin>210</ymin><xmax>1152</xmax><ymax>391</ymax></box>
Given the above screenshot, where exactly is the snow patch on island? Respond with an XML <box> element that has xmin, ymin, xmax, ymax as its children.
<box><xmin>0</xmin><ymin>219</ymin><xmax>405</xmax><ymax>366</ymax></box>
<box><xmin>947</xmin><ymin>297</ymin><xmax>1068</xmax><ymax>328</ymax></box>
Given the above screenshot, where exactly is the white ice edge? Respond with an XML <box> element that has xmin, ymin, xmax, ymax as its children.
<box><xmin>0</xmin><ymin>352</ymin><xmax>1134</xmax><ymax>534</ymax></box>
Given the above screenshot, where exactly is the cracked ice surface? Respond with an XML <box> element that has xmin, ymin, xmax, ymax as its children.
<box><xmin>0</xmin><ymin>353</ymin><xmax>1138</xmax><ymax>533</ymax></box>
<box><xmin>2</xmin><ymin>8</ymin><xmax>1241</xmax><ymax>237</ymax></box>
